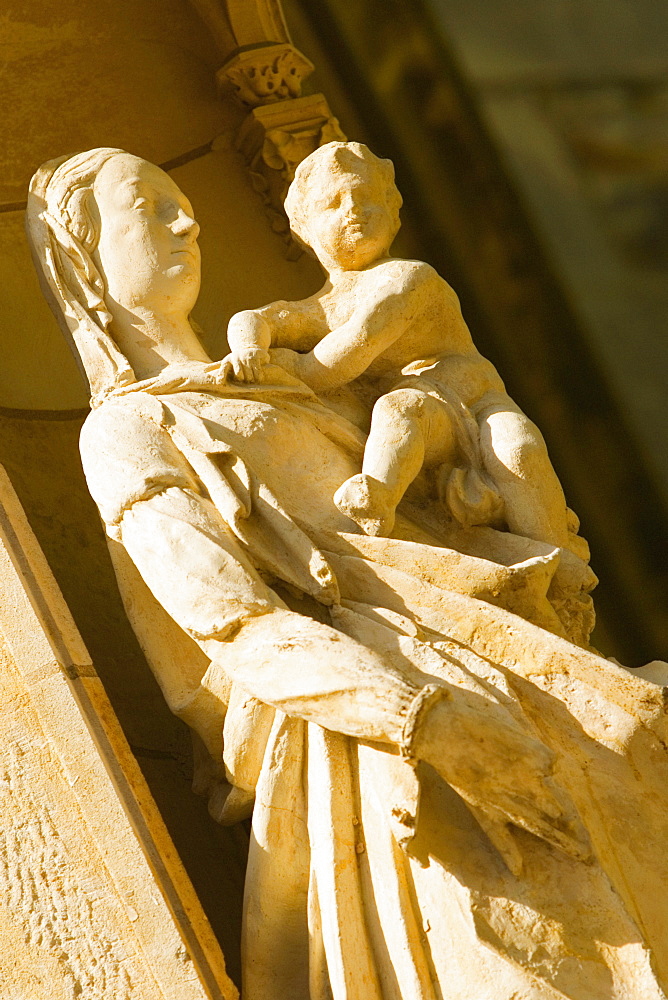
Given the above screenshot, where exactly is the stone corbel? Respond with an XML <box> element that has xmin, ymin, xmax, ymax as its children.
<box><xmin>192</xmin><ymin>2</ymin><xmax>347</xmax><ymax>251</ymax></box>
<box><xmin>235</xmin><ymin>90</ymin><xmax>345</xmax><ymax>256</ymax></box>
<box><xmin>217</xmin><ymin>40</ymin><xmax>345</xmax><ymax>255</ymax></box>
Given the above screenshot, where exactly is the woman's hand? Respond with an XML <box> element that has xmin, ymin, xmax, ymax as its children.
<box><xmin>218</xmin><ymin>347</ymin><xmax>270</xmax><ymax>383</ymax></box>
<box><xmin>409</xmin><ymin>685</ymin><xmax>591</xmax><ymax>867</ymax></box>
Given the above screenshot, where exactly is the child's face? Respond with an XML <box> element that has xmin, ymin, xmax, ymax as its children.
<box><xmin>303</xmin><ymin>162</ymin><xmax>398</xmax><ymax>271</ymax></box>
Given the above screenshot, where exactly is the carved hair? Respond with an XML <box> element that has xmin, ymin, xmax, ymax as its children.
<box><xmin>285</xmin><ymin>141</ymin><xmax>403</xmax><ymax>252</ymax></box>
<box><xmin>26</xmin><ymin>148</ymin><xmax>137</xmax><ymax>406</ymax></box>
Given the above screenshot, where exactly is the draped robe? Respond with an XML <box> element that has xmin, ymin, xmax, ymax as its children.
<box><xmin>79</xmin><ymin>369</ymin><xmax>668</xmax><ymax>1000</ymax></box>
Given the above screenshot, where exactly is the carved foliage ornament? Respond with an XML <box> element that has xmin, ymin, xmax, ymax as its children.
<box><xmin>217</xmin><ymin>43</ymin><xmax>314</xmax><ymax>108</ymax></box>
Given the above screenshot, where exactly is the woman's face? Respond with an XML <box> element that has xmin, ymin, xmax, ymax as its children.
<box><xmin>92</xmin><ymin>154</ymin><xmax>201</xmax><ymax>315</ymax></box>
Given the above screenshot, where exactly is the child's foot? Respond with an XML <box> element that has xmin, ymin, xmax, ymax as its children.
<box><xmin>334</xmin><ymin>474</ymin><xmax>396</xmax><ymax>536</ymax></box>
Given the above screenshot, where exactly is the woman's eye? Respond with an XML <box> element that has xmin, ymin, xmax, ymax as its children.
<box><xmin>132</xmin><ymin>198</ymin><xmax>149</xmax><ymax>210</ymax></box>
<box><xmin>155</xmin><ymin>199</ymin><xmax>177</xmax><ymax>221</ymax></box>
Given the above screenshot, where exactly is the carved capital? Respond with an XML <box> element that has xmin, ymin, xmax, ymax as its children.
<box><xmin>236</xmin><ymin>93</ymin><xmax>346</xmax><ymax>255</ymax></box>
<box><xmin>217</xmin><ymin>43</ymin><xmax>314</xmax><ymax>108</ymax></box>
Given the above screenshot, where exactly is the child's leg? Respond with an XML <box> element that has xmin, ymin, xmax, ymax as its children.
<box><xmin>478</xmin><ymin>399</ymin><xmax>569</xmax><ymax>549</ymax></box>
<box><xmin>335</xmin><ymin>388</ymin><xmax>455</xmax><ymax>535</ymax></box>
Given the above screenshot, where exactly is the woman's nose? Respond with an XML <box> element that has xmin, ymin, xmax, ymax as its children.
<box><xmin>171</xmin><ymin>210</ymin><xmax>200</xmax><ymax>240</ymax></box>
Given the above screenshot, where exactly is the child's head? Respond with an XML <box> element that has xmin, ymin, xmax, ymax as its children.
<box><xmin>285</xmin><ymin>142</ymin><xmax>402</xmax><ymax>271</ymax></box>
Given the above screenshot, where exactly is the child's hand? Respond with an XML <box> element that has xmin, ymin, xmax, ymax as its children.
<box><xmin>218</xmin><ymin>348</ymin><xmax>270</xmax><ymax>383</ymax></box>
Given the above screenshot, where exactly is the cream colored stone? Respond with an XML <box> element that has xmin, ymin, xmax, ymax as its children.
<box><xmin>27</xmin><ymin>146</ymin><xmax>668</xmax><ymax>1000</ymax></box>
<box><xmin>227</xmin><ymin>139</ymin><xmax>595</xmax><ymax>645</ymax></box>
<box><xmin>234</xmin><ymin>93</ymin><xmax>346</xmax><ymax>254</ymax></box>
<box><xmin>0</xmin><ymin>465</ymin><xmax>236</xmax><ymax>999</ymax></box>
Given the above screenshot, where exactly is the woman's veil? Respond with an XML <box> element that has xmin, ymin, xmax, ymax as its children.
<box><xmin>26</xmin><ymin>149</ymin><xmax>136</xmax><ymax>406</ymax></box>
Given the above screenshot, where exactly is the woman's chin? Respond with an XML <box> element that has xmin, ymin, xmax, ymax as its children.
<box><xmin>164</xmin><ymin>262</ymin><xmax>201</xmax><ymax>301</ymax></box>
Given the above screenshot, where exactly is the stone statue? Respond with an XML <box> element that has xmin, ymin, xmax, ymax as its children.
<box><xmin>224</xmin><ymin>141</ymin><xmax>596</xmax><ymax>647</ymax></box>
<box><xmin>27</xmin><ymin>146</ymin><xmax>668</xmax><ymax>1000</ymax></box>
<box><xmin>226</xmin><ymin>143</ymin><xmax>575</xmax><ymax>549</ymax></box>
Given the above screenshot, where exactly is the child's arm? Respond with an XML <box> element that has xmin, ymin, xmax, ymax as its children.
<box><xmin>222</xmin><ymin>310</ymin><xmax>272</xmax><ymax>382</ymax></box>
<box><xmin>222</xmin><ymin>299</ymin><xmax>323</xmax><ymax>382</ymax></box>
<box><xmin>293</xmin><ymin>265</ymin><xmax>440</xmax><ymax>392</ymax></box>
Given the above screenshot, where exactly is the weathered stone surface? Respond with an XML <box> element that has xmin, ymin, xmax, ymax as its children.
<box><xmin>227</xmin><ymin>140</ymin><xmax>595</xmax><ymax>646</ymax></box>
<box><xmin>0</xmin><ymin>465</ymin><xmax>237</xmax><ymax>999</ymax></box>
<box><xmin>25</xmin><ymin>143</ymin><xmax>668</xmax><ymax>1000</ymax></box>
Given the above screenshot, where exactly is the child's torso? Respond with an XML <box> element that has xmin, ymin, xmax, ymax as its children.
<box><xmin>272</xmin><ymin>261</ymin><xmax>504</xmax><ymax>405</ymax></box>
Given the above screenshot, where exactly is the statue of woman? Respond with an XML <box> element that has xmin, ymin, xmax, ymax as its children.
<box><xmin>27</xmin><ymin>148</ymin><xmax>668</xmax><ymax>1000</ymax></box>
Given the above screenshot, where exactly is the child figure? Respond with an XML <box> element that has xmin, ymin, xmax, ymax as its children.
<box><xmin>222</xmin><ymin>141</ymin><xmax>582</xmax><ymax>559</ymax></box>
